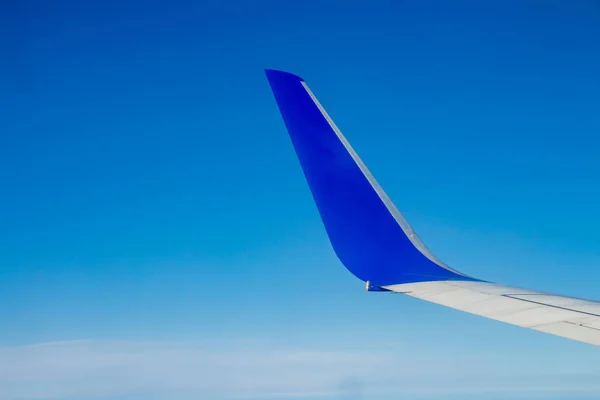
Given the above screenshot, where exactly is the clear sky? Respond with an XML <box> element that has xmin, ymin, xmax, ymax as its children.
<box><xmin>1</xmin><ymin>1</ymin><xmax>600</xmax><ymax>399</ymax></box>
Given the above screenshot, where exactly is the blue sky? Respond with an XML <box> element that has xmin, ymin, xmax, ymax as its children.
<box><xmin>1</xmin><ymin>0</ymin><xmax>600</xmax><ymax>398</ymax></box>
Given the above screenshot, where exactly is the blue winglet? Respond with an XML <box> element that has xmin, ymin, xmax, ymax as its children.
<box><xmin>265</xmin><ymin>69</ymin><xmax>475</xmax><ymax>286</ymax></box>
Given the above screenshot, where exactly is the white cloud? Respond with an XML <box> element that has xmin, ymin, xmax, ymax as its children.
<box><xmin>0</xmin><ymin>339</ymin><xmax>599</xmax><ymax>400</ymax></box>
<box><xmin>0</xmin><ymin>340</ymin><xmax>383</xmax><ymax>400</ymax></box>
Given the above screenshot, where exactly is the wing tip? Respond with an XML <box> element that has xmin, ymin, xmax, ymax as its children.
<box><xmin>264</xmin><ymin>69</ymin><xmax>305</xmax><ymax>83</ymax></box>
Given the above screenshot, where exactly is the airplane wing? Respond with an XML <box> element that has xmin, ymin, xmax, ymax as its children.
<box><xmin>265</xmin><ymin>69</ymin><xmax>600</xmax><ymax>347</ymax></box>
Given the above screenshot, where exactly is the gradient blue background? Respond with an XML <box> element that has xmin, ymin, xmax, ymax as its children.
<box><xmin>1</xmin><ymin>1</ymin><xmax>600</xmax><ymax>399</ymax></box>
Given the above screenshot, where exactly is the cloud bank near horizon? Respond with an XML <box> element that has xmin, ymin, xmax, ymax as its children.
<box><xmin>1</xmin><ymin>339</ymin><xmax>600</xmax><ymax>400</ymax></box>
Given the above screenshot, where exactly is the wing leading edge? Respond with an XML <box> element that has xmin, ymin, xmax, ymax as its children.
<box><xmin>265</xmin><ymin>69</ymin><xmax>600</xmax><ymax>347</ymax></box>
